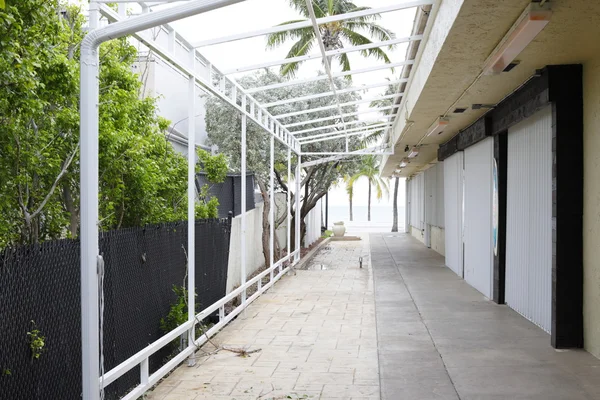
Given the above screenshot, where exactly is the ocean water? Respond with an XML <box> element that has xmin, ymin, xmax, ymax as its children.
<box><xmin>327</xmin><ymin>205</ymin><xmax>406</xmax><ymax>226</ymax></box>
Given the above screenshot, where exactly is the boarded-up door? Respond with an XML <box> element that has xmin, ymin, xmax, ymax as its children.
<box><xmin>505</xmin><ymin>106</ymin><xmax>552</xmax><ymax>332</ymax></box>
<box><xmin>464</xmin><ymin>138</ymin><xmax>493</xmax><ymax>298</ymax></box>
<box><xmin>444</xmin><ymin>152</ymin><xmax>463</xmax><ymax>277</ymax></box>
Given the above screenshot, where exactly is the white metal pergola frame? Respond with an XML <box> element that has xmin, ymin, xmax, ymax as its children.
<box><xmin>79</xmin><ymin>0</ymin><xmax>436</xmax><ymax>399</ymax></box>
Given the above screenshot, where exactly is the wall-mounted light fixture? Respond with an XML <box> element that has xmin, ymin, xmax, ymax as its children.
<box><xmin>482</xmin><ymin>2</ymin><xmax>552</xmax><ymax>75</ymax></box>
<box><xmin>408</xmin><ymin>147</ymin><xmax>419</xmax><ymax>158</ymax></box>
<box><xmin>426</xmin><ymin>116</ymin><xmax>450</xmax><ymax>137</ymax></box>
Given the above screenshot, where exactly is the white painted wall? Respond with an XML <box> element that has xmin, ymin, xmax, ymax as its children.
<box><xmin>506</xmin><ymin>106</ymin><xmax>553</xmax><ymax>333</ymax></box>
<box><xmin>226</xmin><ymin>204</ymin><xmax>265</xmax><ymax>293</ymax></box>
<box><xmin>584</xmin><ymin>56</ymin><xmax>600</xmax><ymax>359</ymax></box>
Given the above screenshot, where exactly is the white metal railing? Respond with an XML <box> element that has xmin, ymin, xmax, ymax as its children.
<box><xmin>102</xmin><ymin>250</ymin><xmax>299</xmax><ymax>400</ymax></box>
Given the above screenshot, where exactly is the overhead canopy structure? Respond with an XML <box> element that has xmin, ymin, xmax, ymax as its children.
<box><xmin>79</xmin><ymin>1</ymin><xmax>438</xmax><ymax>399</ymax></box>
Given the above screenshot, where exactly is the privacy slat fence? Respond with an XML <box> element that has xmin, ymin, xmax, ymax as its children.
<box><xmin>0</xmin><ymin>218</ymin><xmax>231</xmax><ymax>400</ymax></box>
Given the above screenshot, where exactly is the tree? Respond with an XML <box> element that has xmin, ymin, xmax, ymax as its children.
<box><xmin>0</xmin><ymin>2</ymin><xmax>201</xmax><ymax>248</ymax></box>
<box><xmin>266</xmin><ymin>0</ymin><xmax>395</xmax><ymax>78</ymax></box>
<box><xmin>348</xmin><ymin>155</ymin><xmax>388</xmax><ymax>221</ymax></box>
<box><xmin>343</xmin><ymin>175</ymin><xmax>354</xmax><ymax>221</ymax></box>
<box><xmin>205</xmin><ymin>70</ymin><xmax>361</xmax><ymax>262</ymax></box>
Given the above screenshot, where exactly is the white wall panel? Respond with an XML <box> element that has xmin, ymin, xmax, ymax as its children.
<box><xmin>444</xmin><ymin>152</ymin><xmax>464</xmax><ymax>277</ymax></box>
<box><xmin>409</xmin><ymin>173</ymin><xmax>425</xmax><ymax>230</ymax></box>
<box><xmin>436</xmin><ymin>162</ymin><xmax>445</xmax><ymax>228</ymax></box>
<box><xmin>464</xmin><ymin>138</ymin><xmax>493</xmax><ymax>298</ymax></box>
<box><xmin>506</xmin><ymin>106</ymin><xmax>552</xmax><ymax>332</ymax></box>
<box><xmin>425</xmin><ymin>163</ymin><xmax>445</xmax><ymax>228</ymax></box>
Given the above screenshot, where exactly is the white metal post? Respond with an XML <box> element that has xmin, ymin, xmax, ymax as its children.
<box><xmin>405</xmin><ymin>178</ymin><xmax>410</xmax><ymax>233</ymax></box>
<box><xmin>241</xmin><ymin>96</ymin><xmax>247</xmax><ymax>304</ymax></box>
<box><xmin>80</xmin><ymin>6</ymin><xmax>100</xmax><ymax>400</ymax></box>
<box><xmin>286</xmin><ymin>148</ymin><xmax>291</xmax><ymax>267</ymax></box>
<box><xmin>269</xmin><ymin>135</ymin><xmax>275</xmax><ymax>280</ymax></box>
<box><xmin>295</xmin><ymin>153</ymin><xmax>301</xmax><ymax>262</ymax></box>
<box><xmin>186</xmin><ymin>52</ymin><xmax>196</xmax><ymax>367</ymax></box>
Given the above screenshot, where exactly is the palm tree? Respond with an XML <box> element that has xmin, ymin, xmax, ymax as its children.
<box><xmin>343</xmin><ymin>175</ymin><xmax>354</xmax><ymax>221</ymax></box>
<box><xmin>266</xmin><ymin>0</ymin><xmax>396</xmax><ymax>78</ymax></box>
<box><xmin>349</xmin><ymin>155</ymin><xmax>388</xmax><ymax>221</ymax></box>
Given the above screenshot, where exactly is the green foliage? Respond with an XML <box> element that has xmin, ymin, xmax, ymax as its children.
<box><xmin>0</xmin><ymin>2</ymin><xmax>195</xmax><ymax>249</ymax></box>
<box><xmin>348</xmin><ymin>155</ymin><xmax>389</xmax><ymax>221</ymax></box>
<box><xmin>160</xmin><ymin>286</ymin><xmax>191</xmax><ymax>334</ymax></box>
<box><xmin>27</xmin><ymin>321</ymin><xmax>45</xmax><ymax>360</ymax></box>
<box><xmin>195</xmin><ymin>149</ymin><xmax>229</xmax><ymax>219</ymax></box>
<box><xmin>266</xmin><ymin>0</ymin><xmax>395</xmax><ymax>78</ymax></box>
<box><xmin>321</xmin><ymin>230</ymin><xmax>333</xmax><ymax>238</ymax></box>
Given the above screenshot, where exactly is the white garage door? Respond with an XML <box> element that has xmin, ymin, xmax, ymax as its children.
<box><xmin>463</xmin><ymin>138</ymin><xmax>493</xmax><ymax>298</ymax></box>
<box><xmin>506</xmin><ymin>106</ymin><xmax>552</xmax><ymax>332</ymax></box>
<box><xmin>444</xmin><ymin>152</ymin><xmax>464</xmax><ymax>277</ymax></box>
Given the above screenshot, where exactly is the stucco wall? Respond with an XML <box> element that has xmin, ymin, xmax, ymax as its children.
<box><xmin>226</xmin><ymin>204</ymin><xmax>265</xmax><ymax>293</ymax></box>
<box><xmin>431</xmin><ymin>226</ymin><xmax>445</xmax><ymax>256</ymax></box>
<box><xmin>583</xmin><ymin>58</ymin><xmax>600</xmax><ymax>358</ymax></box>
<box><xmin>410</xmin><ymin>225</ymin><xmax>425</xmax><ymax>244</ymax></box>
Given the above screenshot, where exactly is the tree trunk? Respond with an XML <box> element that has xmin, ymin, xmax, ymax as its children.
<box><xmin>391</xmin><ymin>177</ymin><xmax>399</xmax><ymax>232</ymax></box>
<box><xmin>256</xmin><ymin>179</ymin><xmax>271</xmax><ymax>268</ymax></box>
<box><xmin>349</xmin><ymin>192</ymin><xmax>353</xmax><ymax>222</ymax></box>
<box><xmin>62</xmin><ymin>182</ymin><xmax>79</xmax><ymax>237</ymax></box>
<box><xmin>368</xmin><ymin>179</ymin><xmax>372</xmax><ymax>222</ymax></box>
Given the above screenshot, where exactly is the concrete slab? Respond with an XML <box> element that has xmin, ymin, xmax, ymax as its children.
<box><xmin>370</xmin><ymin>233</ymin><xmax>600</xmax><ymax>400</ymax></box>
<box><xmin>145</xmin><ymin>236</ymin><xmax>378</xmax><ymax>400</ymax></box>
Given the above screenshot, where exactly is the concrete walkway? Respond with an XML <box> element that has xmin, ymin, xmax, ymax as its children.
<box><xmin>370</xmin><ymin>233</ymin><xmax>600</xmax><ymax>400</ymax></box>
<box><xmin>147</xmin><ymin>237</ymin><xmax>377</xmax><ymax>400</ymax></box>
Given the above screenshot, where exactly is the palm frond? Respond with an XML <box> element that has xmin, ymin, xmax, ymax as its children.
<box><xmin>266</xmin><ymin>23</ymin><xmax>313</xmax><ymax>49</ymax></box>
<box><xmin>340</xmin><ymin>28</ymin><xmax>392</xmax><ymax>65</ymax></box>
<box><xmin>287</xmin><ymin>0</ymin><xmax>311</xmax><ymax>17</ymax></box>
<box><xmin>280</xmin><ymin>34</ymin><xmax>315</xmax><ymax>78</ymax></box>
<box><xmin>344</xmin><ymin>21</ymin><xmax>396</xmax><ymax>45</ymax></box>
<box><xmin>338</xmin><ymin>52</ymin><xmax>352</xmax><ymax>79</ymax></box>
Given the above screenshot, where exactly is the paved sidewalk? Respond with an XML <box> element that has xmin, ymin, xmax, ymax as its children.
<box><xmin>370</xmin><ymin>233</ymin><xmax>600</xmax><ymax>400</ymax></box>
<box><xmin>147</xmin><ymin>237</ymin><xmax>378</xmax><ymax>400</ymax></box>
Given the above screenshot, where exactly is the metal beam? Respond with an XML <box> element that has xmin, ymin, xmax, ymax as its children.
<box><xmin>98</xmin><ymin>3</ymin><xmax>300</xmax><ymax>152</ymax></box>
<box><xmin>263</xmin><ymin>79</ymin><xmax>407</xmax><ymax>108</ymax></box>
<box><xmin>285</xmin><ymin>106</ymin><xmax>395</xmax><ymax>128</ymax></box>
<box><xmin>298</xmin><ymin>122</ymin><xmax>392</xmax><ymax>142</ymax></box>
<box><xmin>300</xmin><ymin>127</ymin><xmax>385</xmax><ymax>145</ymax></box>
<box><xmin>223</xmin><ymin>36</ymin><xmax>421</xmax><ymax>75</ymax></box>
<box><xmin>192</xmin><ymin>1</ymin><xmax>433</xmax><ymax>47</ymax></box>
<box><xmin>291</xmin><ymin>116</ymin><xmax>394</xmax><ymax>136</ymax></box>
<box><xmin>274</xmin><ymin>93</ymin><xmax>401</xmax><ymax>119</ymax></box>
<box><xmin>301</xmin><ymin>146</ymin><xmax>394</xmax><ymax>167</ymax></box>
<box><xmin>246</xmin><ymin>61</ymin><xmax>413</xmax><ymax>93</ymax></box>
<box><xmin>303</xmin><ymin>0</ymin><xmax>350</xmax><ymax>151</ymax></box>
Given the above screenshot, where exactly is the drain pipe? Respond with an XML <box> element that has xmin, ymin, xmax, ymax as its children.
<box><xmin>80</xmin><ymin>1</ymin><xmax>244</xmax><ymax>399</ymax></box>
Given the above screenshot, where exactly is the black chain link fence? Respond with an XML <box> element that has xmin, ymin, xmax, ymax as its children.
<box><xmin>196</xmin><ymin>173</ymin><xmax>256</xmax><ymax>218</ymax></box>
<box><xmin>0</xmin><ymin>218</ymin><xmax>231</xmax><ymax>400</ymax></box>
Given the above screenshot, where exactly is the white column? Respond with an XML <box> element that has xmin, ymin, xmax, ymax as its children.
<box><xmin>186</xmin><ymin>52</ymin><xmax>196</xmax><ymax>367</ymax></box>
<box><xmin>241</xmin><ymin>96</ymin><xmax>247</xmax><ymax>304</ymax></box>
<box><xmin>286</xmin><ymin>148</ymin><xmax>291</xmax><ymax>268</ymax></box>
<box><xmin>269</xmin><ymin>135</ymin><xmax>275</xmax><ymax>279</ymax></box>
<box><xmin>80</xmin><ymin>3</ymin><xmax>100</xmax><ymax>399</ymax></box>
<box><xmin>294</xmin><ymin>153</ymin><xmax>301</xmax><ymax>262</ymax></box>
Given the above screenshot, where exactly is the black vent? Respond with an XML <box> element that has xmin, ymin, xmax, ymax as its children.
<box><xmin>503</xmin><ymin>61</ymin><xmax>520</xmax><ymax>72</ymax></box>
<box><xmin>453</xmin><ymin>107</ymin><xmax>468</xmax><ymax>114</ymax></box>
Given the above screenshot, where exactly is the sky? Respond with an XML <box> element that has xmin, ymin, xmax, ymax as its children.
<box><xmin>72</xmin><ymin>0</ymin><xmax>412</xmax><ymax>207</ymax></box>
